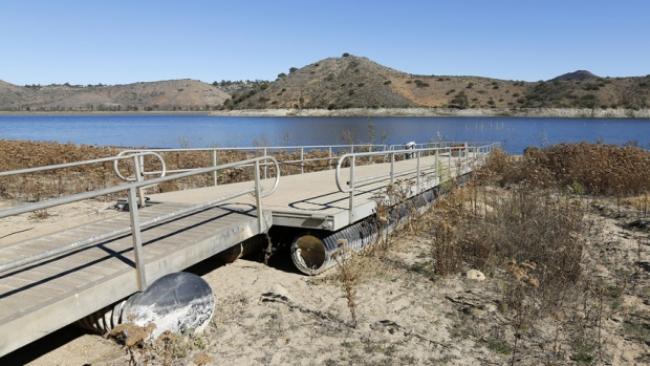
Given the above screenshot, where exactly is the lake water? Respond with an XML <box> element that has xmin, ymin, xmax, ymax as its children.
<box><xmin>1</xmin><ymin>114</ymin><xmax>649</xmax><ymax>154</ymax></box>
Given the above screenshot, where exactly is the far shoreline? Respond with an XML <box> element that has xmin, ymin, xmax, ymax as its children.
<box><xmin>1</xmin><ymin>107</ymin><xmax>649</xmax><ymax>119</ymax></box>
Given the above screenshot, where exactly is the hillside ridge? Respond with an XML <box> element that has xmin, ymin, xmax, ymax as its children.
<box><xmin>2</xmin><ymin>54</ymin><xmax>649</xmax><ymax>112</ymax></box>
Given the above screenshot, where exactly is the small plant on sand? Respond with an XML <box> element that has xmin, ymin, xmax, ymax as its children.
<box><xmin>28</xmin><ymin>209</ymin><xmax>51</xmax><ymax>220</ymax></box>
<box><xmin>333</xmin><ymin>238</ymin><xmax>361</xmax><ymax>326</ymax></box>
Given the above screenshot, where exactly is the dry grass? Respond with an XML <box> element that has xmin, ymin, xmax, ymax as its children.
<box><xmin>406</xmin><ymin>143</ymin><xmax>650</xmax><ymax>364</ymax></box>
<box><xmin>620</xmin><ymin>194</ymin><xmax>650</xmax><ymax>214</ymax></box>
<box><xmin>332</xmin><ymin>239</ymin><xmax>361</xmax><ymax>326</ymax></box>
<box><xmin>426</xmin><ymin>185</ymin><xmax>586</xmax><ymax>313</ymax></box>
<box><xmin>483</xmin><ymin>143</ymin><xmax>650</xmax><ymax>196</ymax></box>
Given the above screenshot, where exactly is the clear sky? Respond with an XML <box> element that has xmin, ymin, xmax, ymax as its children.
<box><xmin>1</xmin><ymin>0</ymin><xmax>648</xmax><ymax>85</ymax></box>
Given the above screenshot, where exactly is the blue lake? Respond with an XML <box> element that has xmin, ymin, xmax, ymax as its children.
<box><xmin>1</xmin><ymin>114</ymin><xmax>649</xmax><ymax>154</ymax></box>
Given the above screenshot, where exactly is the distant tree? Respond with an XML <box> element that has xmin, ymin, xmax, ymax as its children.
<box><xmin>277</xmin><ymin>73</ymin><xmax>287</xmax><ymax>79</ymax></box>
<box><xmin>342</xmin><ymin>52</ymin><xmax>350</xmax><ymax>57</ymax></box>
<box><xmin>289</xmin><ymin>67</ymin><xmax>298</xmax><ymax>73</ymax></box>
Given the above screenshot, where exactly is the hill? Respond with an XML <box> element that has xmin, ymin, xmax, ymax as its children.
<box><xmin>551</xmin><ymin>70</ymin><xmax>598</xmax><ymax>81</ymax></box>
<box><xmin>227</xmin><ymin>55</ymin><xmax>650</xmax><ymax>111</ymax></box>
<box><xmin>0</xmin><ymin>79</ymin><xmax>229</xmax><ymax>112</ymax></box>
<box><xmin>2</xmin><ymin>55</ymin><xmax>649</xmax><ymax>112</ymax></box>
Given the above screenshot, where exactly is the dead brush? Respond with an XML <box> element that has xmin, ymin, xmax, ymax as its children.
<box><xmin>368</xmin><ymin>179</ymin><xmax>418</xmax><ymax>258</ymax></box>
<box><xmin>28</xmin><ymin>209</ymin><xmax>52</xmax><ymax>220</ymax></box>
<box><xmin>488</xmin><ymin>143</ymin><xmax>650</xmax><ymax>197</ymax></box>
<box><xmin>427</xmin><ymin>185</ymin><xmax>587</xmax><ymax>313</ymax></box>
<box><xmin>620</xmin><ymin>193</ymin><xmax>650</xmax><ymax>215</ymax></box>
<box><xmin>332</xmin><ymin>238</ymin><xmax>362</xmax><ymax>327</ymax></box>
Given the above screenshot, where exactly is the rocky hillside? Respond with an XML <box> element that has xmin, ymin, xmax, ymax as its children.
<box><xmin>2</xmin><ymin>55</ymin><xmax>649</xmax><ymax>112</ymax></box>
<box><xmin>227</xmin><ymin>54</ymin><xmax>650</xmax><ymax>110</ymax></box>
<box><xmin>225</xmin><ymin>55</ymin><xmax>415</xmax><ymax>109</ymax></box>
<box><xmin>0</xmin><ymin>79</ymin><xmax>229</xmax><ymax>111</ymax></box>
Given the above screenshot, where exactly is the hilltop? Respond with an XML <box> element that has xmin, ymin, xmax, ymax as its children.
<box><xmin>1</xmin><ymin>54</ymin><xmax>650</xmax><ymax>114</ymax></box>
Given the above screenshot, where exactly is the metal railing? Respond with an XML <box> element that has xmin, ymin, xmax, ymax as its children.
<box><xmin>119</xmin><ymin>144</ymin><xmax>388</xmax><ymax>184</ymax></box>
<box><xmin>336</xmin><ymin>142</ymin><xmax>499</xmax><ymax>224</ymax></box>
<box><xmin>388</xmin><ymin>141</ymin><xmax>497</xmax><ymax>150</ymax></box>
<box><xmin>0</xmin><ymin>155</ymin><xmax>280</xmax><ymax>290</ymax></box>
<box><xmin>0</xmin><ymin>151</ymin><xmax>168</xmax><ymax>207</ymax></box>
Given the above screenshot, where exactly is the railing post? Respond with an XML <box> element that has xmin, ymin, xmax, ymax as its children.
<box><xmin>416</xmin><ymin>150</ymin><xmax>421</xmax><ymax>194</ymax></box>
<box><xmin>448</xmin><ymin>147</ymin><xmax>452</xmax><ymax>177</ymax></box>
<box><xmin>473</xmin><ymin>147</ymin><xmax>478</xmax><ymax>170</ymax></box>
<box><xmin>390</xmin><ymin>152</ymin><xmax>395</xmax><ymax>185</ymax></box>
<box><xmin>348</xmin><ymin>156</ymin><xmax>356</xmax><ymax>224</ymax></box>
<box><xmin>254</xmin><ymin>159</ymin><xmax>265</xmax><ymax>233</ymax></box>
<box><xmin>127</xmin><ymin>187</ymin><xmax>147</xmax><ymax>290</ymax></box>
<box><xmin>133</xmin><ymin>155</ymin><xmax>145</xmax><ymax>208</ymax></box>
<box><xmin>212</xmin><ymin>149</ymin><xmax>218</xmax><ymax>186</ymax></box>
<box><xmin>263</xmin><ymin>148</ymin><xmax>268</xmax><ymax>179</ymax></box>
<box><xmin>434</xmin><ymin>148</ymin><xmax>439</xmax><ymax>180</ymax></box>
<box><xmin>329</xmin><ymin>146</ymin><xmax>333</xmax><ymax>170</ymax></box>
<box><xmin>300</xmin><ymin>147</ymin><xmax>304</xmax><ymax>174</ymax></box>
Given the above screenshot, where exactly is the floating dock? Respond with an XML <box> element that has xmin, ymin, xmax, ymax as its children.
<box><xmin>0</xmin><ymin>142</ymin><xmax>496</xmax><ymax>356</ymax></box>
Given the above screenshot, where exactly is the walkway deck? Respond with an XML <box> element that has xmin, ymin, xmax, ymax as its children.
<box><xmin>0</xmin><ymin>150</ymin><xmax>476</xmax><ymax>357</ymax></box>
<box><xmin>153</xmin><ymin>154</ymin><xmax>467</xmax><ymax>231</ymax></box>
<box><xmin>0</xmin><ymin>202</ymin><xmax>271</xmax><ymax>356</ymax></box>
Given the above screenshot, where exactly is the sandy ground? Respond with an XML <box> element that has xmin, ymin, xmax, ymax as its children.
<box><xmin>0</xmin><ymin>199</ymin><xmax>119</xmax><ymax>247</ymax></box>
<box><xmin>2</xmin><ymin>195</ymin><xmax>649</xmax><ymax>365</ymax></box>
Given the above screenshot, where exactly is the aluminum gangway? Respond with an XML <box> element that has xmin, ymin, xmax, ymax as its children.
<box><xmin>0</xmin><ymin>141</ymin><xmax>497</xmax><ymax>357</ymax></box>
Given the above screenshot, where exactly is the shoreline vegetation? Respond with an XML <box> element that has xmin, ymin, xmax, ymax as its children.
<box><xmin>1</xmin><ymin>107</ymin><xmax>649</xmax><ymax>118</ymax></box>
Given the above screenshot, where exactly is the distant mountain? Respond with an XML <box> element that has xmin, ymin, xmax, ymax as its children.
<box><xmin>2</xmin><ymin>55</ymin><xmax>649</xmax><ymax>112</ymax></box>
<box><xmin>0</xmin><ymin>79</ymin><xmax>229</xmax><ymax>111</ymax></box>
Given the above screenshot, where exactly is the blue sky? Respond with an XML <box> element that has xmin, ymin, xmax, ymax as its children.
<box><xmin>1</xmin><ymin>0</ymin><xmax>648</xmax><ymax>85</ymax></box>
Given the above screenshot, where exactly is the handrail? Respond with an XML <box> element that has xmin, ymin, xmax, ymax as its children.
<box><xmin>0</xmin><ymin>155</ymin><xmax>280</xmax><ymax>288</ymax></box>
<box><xmin>388</xmin><ymin>141</ymin><xmax>497</xmax><ymax>151</ymax></box>
<box><xmin>121</xmin><ymin>143</ymin><xmax>386</xmax><ymax>153</ymax></box>
<box><xmin>113</xmin><ymin>150</ymin><xmax>167</xmax><ymax>182</ymax></box>
<box><xmin>0</xmin><ymin>155</ymin><xmax>279</xmax><ymax>219</ymax></box>
<box><xmin>335</xmin><ymin>142</ymin><xmax>499</xmax><ymax>223</ymax></box>
<box><xmin>120</xmin><ymin>143</ymin><xmax>389</xmax><ymax>180</ymax></box>
<box><xmin>0</xmin><ymin>151</ymin><xmax>163</xmax><ymax>178</ymax></box>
